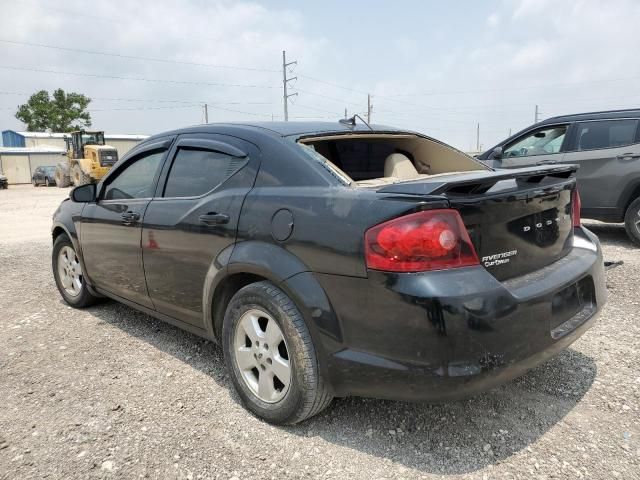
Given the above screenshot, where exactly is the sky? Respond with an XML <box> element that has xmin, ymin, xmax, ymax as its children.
<box><xmin>1</xmin><ymin>0</ymin><xmax>640</xmax><ymax>151</ymax></box>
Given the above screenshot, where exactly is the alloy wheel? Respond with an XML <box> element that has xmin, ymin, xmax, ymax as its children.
<box><xmin>58</xmin><ymin>246</ymin><xmax>83</xmax><ymax>297</ymax></box>
<box><xmin>233</xmin><ymin>309</ymin><xmax>291</xmax><ymax>403</ymax></box>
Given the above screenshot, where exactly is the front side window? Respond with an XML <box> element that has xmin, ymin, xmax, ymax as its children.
<box><xmin>573</xmin><ymin>119</ymin><xmax>639</xmax><ymax>151</ymax></box>
<box><xmin>163</xmin><ymin>148</ymin><xmax>245</xmax><ymax>198</ymax></box>
<box><xmin>103</xmin><ymin>150</ymin><xmax>165</xmax><ymax>200</ymax></box>
<box><xmin>503</xmin><ymin>126</ymin><xmax>568</xmax><ymax>158</ymax></box>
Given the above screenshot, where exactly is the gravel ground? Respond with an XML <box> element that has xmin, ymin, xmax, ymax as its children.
<box><xmin>1</xmin><ymin>184</ymin><xmax>639</xmax><ymax>480</ymax></box>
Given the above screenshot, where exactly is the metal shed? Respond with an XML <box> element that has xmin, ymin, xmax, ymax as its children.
<box><xmin>0</xmin><ymin>147</ymin><xmax>66</xmax><ymax>184</ymax></box>
<box><xmin>1</xmin><ymin>130</ymin><xmax>148</xmax><ymax>158</ymax></box>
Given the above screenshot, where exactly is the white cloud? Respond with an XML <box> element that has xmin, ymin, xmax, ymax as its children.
<box><xmin>1</xmin><ymin>0</ymin><xmax>640</xmax><ymax>150</ymax></box>
<box><xmin>0</xmin><ymin>0</ymin><xmax>327</xmax><ymax>133</ymax></box>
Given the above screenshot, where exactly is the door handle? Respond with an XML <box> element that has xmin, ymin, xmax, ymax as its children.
<box><xmin>121</xmin><ymin>211</ymin><xmax>140</xmax><ymax>223</ymax></box>
<box><xmin>536</xmin><ymin>159</ymin><xmax>557</xmax><ymax>165</ymax></box>
<box><xmin>199</xmin><ymin>212</ymin><xmax>230</xmax><ymax>225</ymax></box>
<box><xmin>616</xmin><ymin>153</ymin><xmax>640</xmax><ymax>160</ymax></box>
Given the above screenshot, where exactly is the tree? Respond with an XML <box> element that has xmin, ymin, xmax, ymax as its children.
<box><xmin>15</xmin><ymin>89</ymin><xmax>92</xmax><ymax>132</ymax></box>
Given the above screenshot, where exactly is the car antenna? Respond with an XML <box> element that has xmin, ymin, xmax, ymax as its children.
<box><xmin>339</xmin><ymin>114</ymin><xmax>373</xmax><ymax>131</ymax></box>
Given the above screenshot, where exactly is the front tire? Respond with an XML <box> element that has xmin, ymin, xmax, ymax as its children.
<box><xmin>52</xmin><ymin>234</ymin><xmax>99</xmax><ymax>308</ymax></box>
<box><xmin>45</xmin><ymin>177</ymin><xmax>51</xmax><ymax>187</ymax></box>
<box><xmin>32</xmin><ymin>178</ymin><xmax>38</xmax><ymax>187</ymax></box>
<box><xmin>71</xmin><ymin>164</ymin><xmax>92</xmax><ymax>187</ymax></box>
<box><xmin>624</xmin><ymin>197</ymin><xmax>640</xmax><ymax>246</ymax></box>
<box><xmin>222</xmin><ymin>281</ymin><xmax>332</xmax><ymax>424</ymax></box>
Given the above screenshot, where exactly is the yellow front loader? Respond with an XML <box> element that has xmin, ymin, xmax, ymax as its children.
<box><xmin>55</xmin><ymin>130</ymin><xmax>119</xmax><ymax>187</ymax></box>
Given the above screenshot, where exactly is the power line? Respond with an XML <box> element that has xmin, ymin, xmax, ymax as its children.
<box><xmin>297</xmin><ymin>74</ymin><xmax>368</xmax><ymax>95</ymax></box>
<box><xmin>0</xmin><ymin>102</ymin><xmax>269</xmax><ymax>117</ymax></box>
<box><xmin>0</xmin><ymin>39</ymin><xmax>280</xmax><ymax>73</ymax></box>
<box><xmin>91</xmin><ymin>103</ymin><xmax>271</xmax><ymax>117</ymax></box>
<box><xmin>294</xmin><ymin>88</ymin><xmax>362</xmax><ymax>107</ymax></box>
<box><xmin>377</xmin><ymin>75</ymin><xmax>640</xmax><ymax>98</ymax></box>
<box><xmin>294</xmin><ymin>103</ymin><xmax>343</xmax><ymax>116</ymax></box>
<box><xmin>300</xmin><ymin>68</ymin><xmax>640</xmax><ymax>113</ymax></box>
<box><xmin>0</xmin><ymin>65</ymin><xmax>280</xmax><ymax>89</ymax></box>
<box><xmin>89</xmin><ymin>104</ymin><xmax>200</xmax><ymax>112</ymax></box>
<box><xmin>3</xmin><ymin>36</ymin><xmax>639</xmax><ymax>111</ymax></box>
<box><xmin>0</xmin><ymin>90</ymin><xmax>275</xmax><ymax>108</ymax></box>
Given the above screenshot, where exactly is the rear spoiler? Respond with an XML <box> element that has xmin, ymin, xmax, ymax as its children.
<box><xmin>378</xmin><ymin>164</ymin><xmax>578</xmax><ymax>196</ymax></box>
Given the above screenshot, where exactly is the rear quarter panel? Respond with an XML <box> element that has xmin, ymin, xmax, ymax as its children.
<box><xmin>235</xmin><ymin>186</ymin><xmax>447</xmax><ymax>277</ymax></box>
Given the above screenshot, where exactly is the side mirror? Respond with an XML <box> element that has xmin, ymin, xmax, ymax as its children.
<box><xmin>70</xmin><ymin>183</ymin><xmax>96</xmax><ymax>203</ymax></box>
<box><xmin>491</xmin><ymin>146</ymin><xmax>503</xmax><ymax>160</ymax></box>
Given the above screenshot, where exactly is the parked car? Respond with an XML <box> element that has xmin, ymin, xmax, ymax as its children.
<box><xmin>51</xmin><ymin>121</ymin><xmax>606</xmax><ymax>424</ymax></box>
<box><xmin>477</xmin><ymin>109</ymin><xmax>640</xmax><ymax>244</ymax></box>
<box><xmin>0</xmin><ymin>171</ymin><xmax>7</xmax><ymax>189</ymax></box>
<box><xmin>32</xmin><ymin>166</ymin><xmax>57</xmax><ymax>187</ymax></box>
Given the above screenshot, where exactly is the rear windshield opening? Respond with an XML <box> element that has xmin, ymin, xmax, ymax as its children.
<box><xmin>298</xmin><ymin>134</ymin><xmax>486</xmax><ymax>187</ymax></box>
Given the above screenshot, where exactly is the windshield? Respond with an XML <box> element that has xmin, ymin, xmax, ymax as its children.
<box><xmin>82</xmin><ymin>132</ymin><xmax>105</xmax><ymax>146</ymax></box>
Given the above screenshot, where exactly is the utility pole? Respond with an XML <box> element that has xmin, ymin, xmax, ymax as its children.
<box><xmin>476</xmin><ymin>123</ymin><xmax>480</xmax><ymax>152</ymax></box>
<box><xmin>534</xmin><ymin>104</ymin><xmax>540</xmax><ymax>123</ymax></box>
<box><xmin>344</xmin><ymin>108</ymin><xmax>348</xmax><ymax>119</ymax></box>
<box><xmin>367</xmin><ymin>94</ymin><xmax>373</xmax><ymax>123</ymax></box>
<box><xmin>203</xmin><ymin>103</ymin><xmax>208</xmax><ymax>124</ymax></box>
<box><xmin>282</xmin><ymin>50</ymin><xmax>297</xmax><ymax>121</ymax></box>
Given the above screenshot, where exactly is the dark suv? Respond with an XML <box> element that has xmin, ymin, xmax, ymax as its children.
<box><xmin>477</xmin><ymin>109</ymin><xmax>640</xmax><ymax>244</ymax></box>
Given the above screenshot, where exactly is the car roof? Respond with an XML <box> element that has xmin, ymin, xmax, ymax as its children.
<box><xmin>540</xmin><ymin>108</ymin><xmax>640</xmax><ymax>125</ymax></box>
<box><xmin>143</xmin><ymin>121</ymin><xmax>403</xmax><ymax>142</ymax></box>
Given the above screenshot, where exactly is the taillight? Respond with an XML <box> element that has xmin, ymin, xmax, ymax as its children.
<box><xmin>364</xmin><ymin>209</ymin><xmax>480</xmax><ymax>272</ymax></box>
<box><xmin>572</xmin><ymin>189</ymin><xmax>581</xmax><ymax>227</ymax></box>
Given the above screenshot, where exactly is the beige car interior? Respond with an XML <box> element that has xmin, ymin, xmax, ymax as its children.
<box><xmin>298</xmin><ymin>133</ymin><xmax>486</xmax><ymax>187</ymax></box>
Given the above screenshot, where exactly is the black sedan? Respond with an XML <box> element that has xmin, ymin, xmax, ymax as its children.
<box><xmin>32</xmin><ymin>165</ymin><xmax>57</xmax><ymax>187</ymax></box>
<box><xmin>51</xmin><ymin>121</ymin><xmax>606</xmax><ymax>424</ymax></box>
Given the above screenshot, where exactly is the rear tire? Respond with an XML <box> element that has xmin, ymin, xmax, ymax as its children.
<box><xmin>45</xmin><ymin>177</ymin><xmax>51</xmax><ymax>187</ymax></box>
<box><xmin>222</xmin><ymin>281</ymin><xmax>332</xmax><ymax>424</ymax></box>
<box><xmin>55</xmin><ymin>163</ymin><xmax>71</xmax><ymax>188</ymax></box>
<box><xmin>52</xmin><ymin>234</ymin><xmax>99</xmax><ymax>308</ymax></box>
<box><xmin>624</xmin><ymin>197</ymin><xmax>640</xmax><ymax>246</ymax></box>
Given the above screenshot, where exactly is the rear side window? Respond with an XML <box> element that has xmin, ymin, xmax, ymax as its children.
<box><xmin>573</xmin><ymin>119</ymin><xmax>639</xmax><ymax>151</ymax></box>
<box><xmin>163</xmin><ymin>148</ymin><xmax>245</xmax><ymax>198</ymax></box>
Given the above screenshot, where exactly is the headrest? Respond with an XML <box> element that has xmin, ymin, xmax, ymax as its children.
<box><xmin>384</xmin><ymin>153</ymin><xmax>419</xmax><ymax>180</ymax></box>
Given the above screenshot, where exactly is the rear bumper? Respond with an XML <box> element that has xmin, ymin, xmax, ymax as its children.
<box><xmin>314</xmin><ymin>227</ymin><xmax>606</xmax><ymax>401</ymax></box>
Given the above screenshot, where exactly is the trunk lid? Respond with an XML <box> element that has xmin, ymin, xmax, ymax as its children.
<box><xmin>377</xmin><ymin>165</ymin><xmax>577</xmax><ymax>281</ymax></box>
